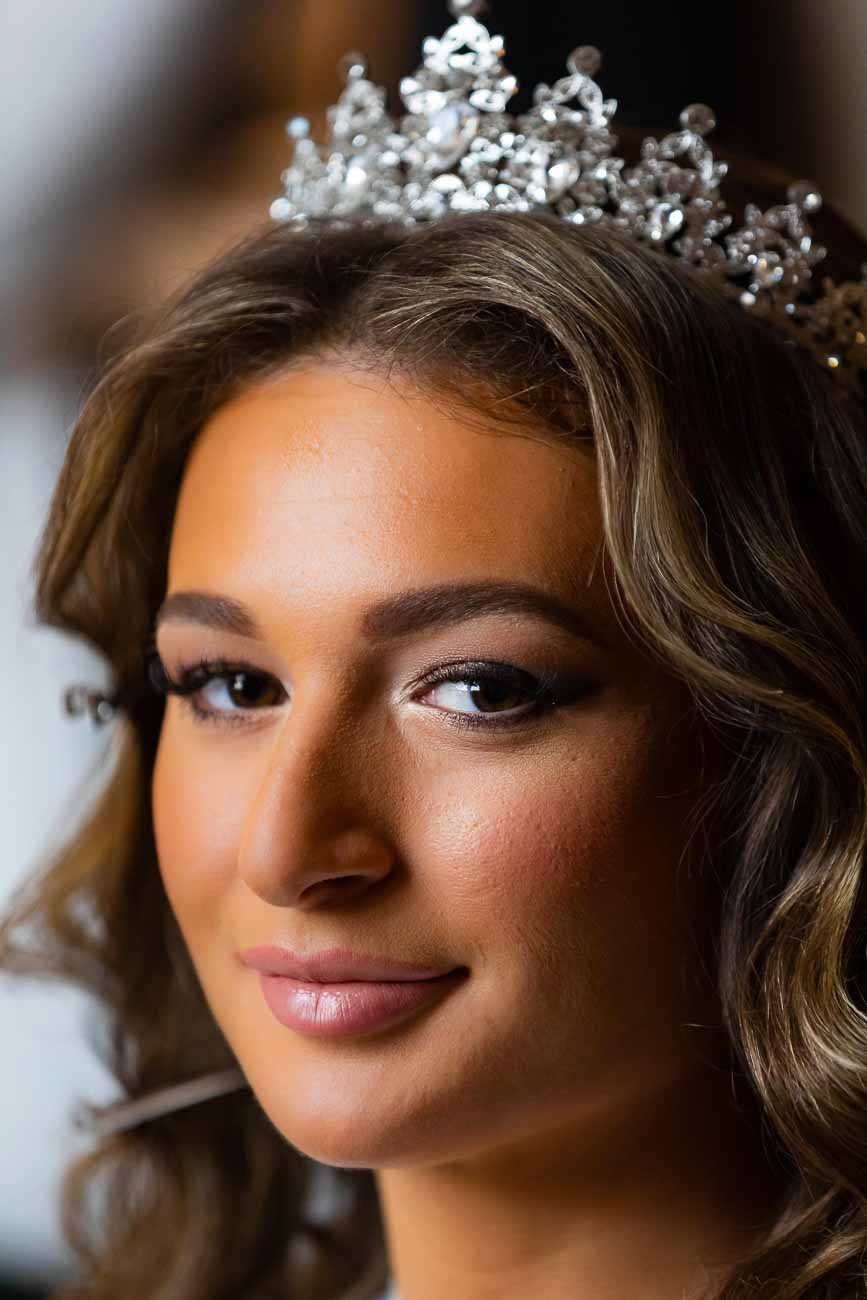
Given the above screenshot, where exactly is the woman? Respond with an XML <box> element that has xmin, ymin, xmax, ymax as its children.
<box><xmin>2</xmin><ymin>8</ymin><xmax>867</xmax><ymax>1298</ymax></box>
<box><xmin>0</xmin><ymin>202</ymin><xmax>863</xmax><ymax>1299</ymax></box>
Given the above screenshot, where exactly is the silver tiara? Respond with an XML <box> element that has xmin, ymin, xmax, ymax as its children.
<box><xmin>270</xmin><ymin>0</ymin><xmax>867</xmax><ymax>402</ymax></box>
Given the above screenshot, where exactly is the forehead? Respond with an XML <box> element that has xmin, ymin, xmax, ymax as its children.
<box><xmin>168</xmin><ymin>362</ymin><xmax>607</xmax><ymax>624</ymax></box>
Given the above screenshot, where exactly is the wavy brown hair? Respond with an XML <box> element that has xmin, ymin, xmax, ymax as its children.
<box><xmin>2</xmin><ymin>198</ymin><xmax>867</xmax><ymax>1299</ymax></box>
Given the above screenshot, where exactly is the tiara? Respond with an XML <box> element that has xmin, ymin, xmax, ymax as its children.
<box><xmin>269</xmin><ymin>0</ymin><xmax>866</xmax><ymax>402</ymax></box>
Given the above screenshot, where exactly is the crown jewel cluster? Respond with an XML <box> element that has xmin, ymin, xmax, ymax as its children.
<box><xmin>271</xmin><ymin>0</ymin><xmax>866</xmax><ymax>400</ymax></box>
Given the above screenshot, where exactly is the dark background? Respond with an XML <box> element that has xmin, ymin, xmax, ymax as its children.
<box><xmin>416</xmin><ymin>0</ymin><xmax>739</xmax><ymax>134</ymax></box>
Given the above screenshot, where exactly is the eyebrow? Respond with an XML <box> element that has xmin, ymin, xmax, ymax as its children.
<box><xmin>154</xmin><ymin>580</ymin><xmax>606</xmax><ymax>649</ymax></box>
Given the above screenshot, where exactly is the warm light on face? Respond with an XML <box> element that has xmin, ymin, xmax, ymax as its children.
<box><xmin>151</xmin><ymin>361</ymin><xmax>726</xmax><ymax>1172</ymax></box>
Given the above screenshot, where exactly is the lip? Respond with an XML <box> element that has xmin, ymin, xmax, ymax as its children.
<box><xmin>238</xmin><ymin>945</ymin><xmax>458</xmax><ymax>984</ymax></box>
<box><xmin>256</xmin><ymin>970</ymin><xmax>467</xmax><ymax>1038</ymax></box>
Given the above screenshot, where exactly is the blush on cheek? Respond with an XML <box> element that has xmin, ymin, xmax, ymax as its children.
<box><xmin>412</xmin><ymin>765</ymin><xmax>605</xmax><ymax>922</ymax></box>
<box><xmin>408</xmin><ymin>716</ymin><xmax>704</xmax><ymax>984</ymax></box>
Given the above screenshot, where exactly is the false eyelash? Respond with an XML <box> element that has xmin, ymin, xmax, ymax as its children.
<box><xmin>145</xmin><ymin>650</ymin><xmax>280</xmax><ymax>728</ymax></box>
<box><xmin>146</xmin><ymin>650</ymin><xmax>256</xmax><ymax>700</ymax></box>
<box><xmin>144</xmin><ymin>647</ymin><xmax>585</xmax><ymax>734</ymax></box>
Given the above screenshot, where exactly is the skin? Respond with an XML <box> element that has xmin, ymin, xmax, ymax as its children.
<box><xmin>151</xmin><ymin>360</ymin><xmax>789</xmax><ymax>1300</ymax></box>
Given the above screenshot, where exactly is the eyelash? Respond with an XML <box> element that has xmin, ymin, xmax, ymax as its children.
<box><xmin>144</xmin><ymin>649</ymin><xmax>586</xmax><ymax>734</ymax></box>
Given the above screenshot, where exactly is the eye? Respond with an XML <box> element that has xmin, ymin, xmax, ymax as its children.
<box><xmin>145</xmin><ymin>650</ymin><xmax>285</xmax><ymax>729</ymax></box>
<box><xmin>410</xmin><ymin>660</ymin><xmax>571</xmax><ymax>732</ymax></box>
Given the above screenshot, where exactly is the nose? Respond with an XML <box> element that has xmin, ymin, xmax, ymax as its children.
<box><xmin>236</xmin><ymin>699</ymin><xmax>399</xmax><ymax>909</ymax></box>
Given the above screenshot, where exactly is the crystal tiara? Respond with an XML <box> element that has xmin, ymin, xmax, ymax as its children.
<box><xmin>269</xmin><ymin>0</ymin><xmax>866</xmax><ymax>403</ymax></box>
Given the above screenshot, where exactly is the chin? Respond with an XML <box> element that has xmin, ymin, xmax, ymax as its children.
<box><xmin>245</xmin><ymin>1065</ymin><xmax>479</xmax><ymax>1170</ymax></box>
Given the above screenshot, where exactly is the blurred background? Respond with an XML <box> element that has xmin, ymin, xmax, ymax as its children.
<box><xmin>0</xmin><ymin>1</ymin><xmax>865</xmax><ymax>1293</ymax></box>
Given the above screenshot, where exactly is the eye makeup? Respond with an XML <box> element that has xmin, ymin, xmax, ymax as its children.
<box><xmin>144</xmin><ymin>646</ymin><xmax>599</xmax><ymax>735</ymax></box>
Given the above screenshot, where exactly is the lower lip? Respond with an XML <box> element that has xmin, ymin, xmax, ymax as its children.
<box><xmin>257</xmin><ymin>971</ymin><xmax>465</xmax><ymax>1038</ymax></box>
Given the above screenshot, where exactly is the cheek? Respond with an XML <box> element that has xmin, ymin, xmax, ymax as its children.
<box><xmin>414</xmin><ymin>774</ymin><xmax>593</xmax><ymax>914</ymax></box>
<box><xmin>151</xmin><ymin>722</ymin><xmax>241</xmax><ymax>938</ymax></box>
<box><xmin>403</xmin><ymin>713</ymin><xmax>705</xmax><ymax>979</ymax></box>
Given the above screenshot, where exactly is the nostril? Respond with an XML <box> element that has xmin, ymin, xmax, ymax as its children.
<box><xmin>298</xmin><ymin>873</ymin><xmax>380</xmax><ymax>906</ymax></box>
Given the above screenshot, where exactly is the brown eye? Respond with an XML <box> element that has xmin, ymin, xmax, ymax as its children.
<box><xmin>211</xmin><ymin>670</ymin><xmax>281</xmax><ymax>710</ymax></box>
<box><xmin>146</xmin><ymin>651</ymin><xmax>286</xmax><ymax>728</ymax></box>
<box><xmin>424</xmin><ymin>671</ymin><xmax>537</xmax><ymax>716</ymax></box>
<box><xmin>413</xmin><ymin>660</ymin><xmax>569</xmax><ymax>732</ymax></box>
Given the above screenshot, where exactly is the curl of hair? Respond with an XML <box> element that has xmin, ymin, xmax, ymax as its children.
<box><xmin>2</xmin><ymin>201</ymin><xmax>867</xmax><ymax>1299</ymax></box>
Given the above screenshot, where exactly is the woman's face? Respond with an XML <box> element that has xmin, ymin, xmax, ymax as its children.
<box><xmin>152</xmin><ymin>360</ymin><xmax>727</xmax><ymax>1170</ymax></box>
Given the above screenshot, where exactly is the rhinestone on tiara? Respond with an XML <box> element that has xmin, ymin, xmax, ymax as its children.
<box><xmin>270</xmin><ymin>0</ymin><xmax>867</xmax><ymax>402</ymax></box>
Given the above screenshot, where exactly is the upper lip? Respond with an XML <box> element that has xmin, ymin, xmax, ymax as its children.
<box><xmin>238</xmin><ymin>946</ymin><xmax>459</xmax><ymax>983</ymax></box>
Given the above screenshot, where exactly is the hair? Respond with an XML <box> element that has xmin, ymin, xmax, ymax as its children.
<box><xmin>1</xmin><ymin>200</ymin><xmax>866</xmax><ymax>1300</ymax></box>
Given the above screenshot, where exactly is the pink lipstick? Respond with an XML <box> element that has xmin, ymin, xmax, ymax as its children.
<box><xmin>239</xmin><ymin>946</ymin><xmax>467</xmax><ymax>1039</ymax></box>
